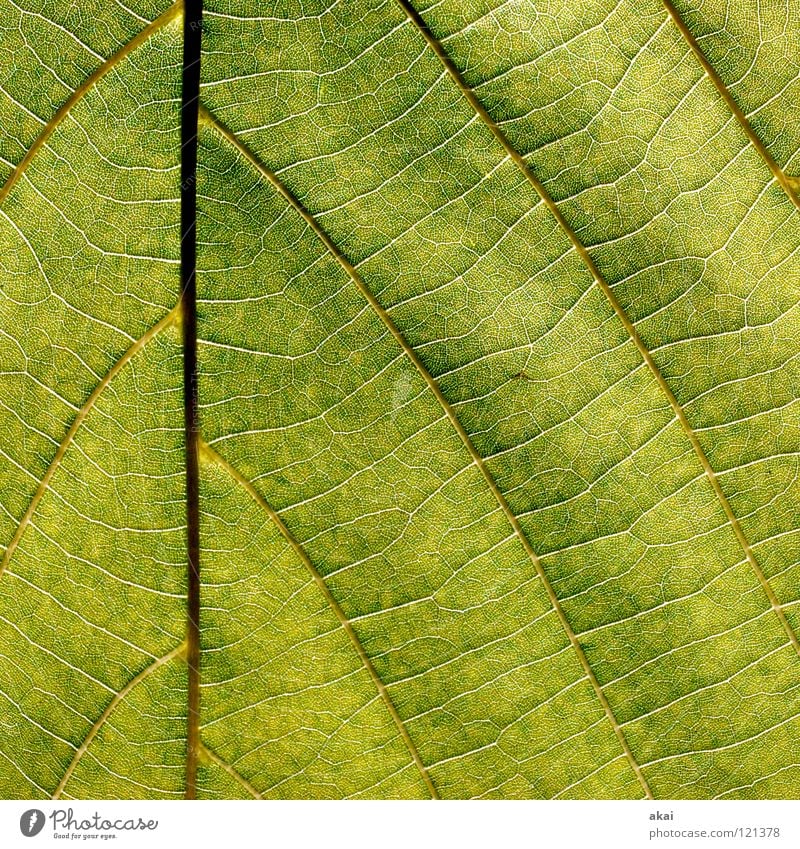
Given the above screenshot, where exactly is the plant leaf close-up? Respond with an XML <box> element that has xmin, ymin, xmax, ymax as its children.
<box><xmin>0</xmin><ymin>0</ymin><xmax>798</xmax><ymax>800</ymax></box>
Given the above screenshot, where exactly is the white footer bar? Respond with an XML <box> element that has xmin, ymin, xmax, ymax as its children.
<box><xmin>1</xmin><ymin>799</ymin><xmax>797</xmax><ymax>849</ymax></box>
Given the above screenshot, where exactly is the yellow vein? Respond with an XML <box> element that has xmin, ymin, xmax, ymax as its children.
<box><xmin>0</xmin><ymin>306</ymin><xmax>181</xmax><ymax>582</ymax></box>
<box><xmin>0</xmin><ymin>0</ymin><xmax>183</xmax><ymax>206</ymax></box>
<box><xmin>393</xmin><ymin>0</ymin><xmax>800</xmax><ymax>667</ymax></box>
<box><xmin>198</xmin><ymin>742</ymin><xmax>262</xmax><ymax>799</ymax></box>
<box><xmin>199</xmin><ymin>106</ymin><xmax>651</xmax><ymax>798</ymax></box>
<box><xmin>662</xmin><ymin>0</ymin><xmax>800</xmax><ymax>211</ymax></box>
<box><xmin>198</xmin><ymin>439</ymin><xmax>440</xmax><ymax>800</ymax></box>
<box><xmin>52</xmin><ymin>642</ymin><xmax>187</xmax><ymax>799</ymax></box>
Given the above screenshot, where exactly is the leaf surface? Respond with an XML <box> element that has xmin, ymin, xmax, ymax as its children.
<box><xmin>0</xmin><ymin>0</ymin><xmax>799</xmax><ymax>799</ymax></box>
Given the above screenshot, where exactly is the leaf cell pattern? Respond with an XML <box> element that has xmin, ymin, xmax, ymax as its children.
<box><xmin>0</xmin><ymin>0</ymin><xmax>798</xmax><ymax>799</ymax></box>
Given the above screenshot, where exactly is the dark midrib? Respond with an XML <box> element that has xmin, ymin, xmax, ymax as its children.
<box><xmin>181</xmin><ymin>0</ymin><xmax>203</xmax><ymax>801</ymax></box>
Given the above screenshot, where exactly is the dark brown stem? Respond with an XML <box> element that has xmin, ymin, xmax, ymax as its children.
<box><xmin>181</xmin><ymin>0</ymin><xmax>203</xmax><ymax>800</ymax></box>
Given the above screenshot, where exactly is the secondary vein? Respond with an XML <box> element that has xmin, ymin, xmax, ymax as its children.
<box><xmin>0</xmin><ymin>1</ymin><xmax>183</xmax><ymax>207</ymax></box>
<box><xmin>197</xmin><ymin>742</ymin><xmax>262</xmax><ymax>799</ymax></box>
<box><xmin>392</xmin><ymin>0</ymin><xmax>800</xmax><ymax>668</ymax></box>
<box><xmin>0</xmin><ymin>307</ymin><xmax>181</xmax><ymax>584</ymax></box>
<box><xmin>198</xmin><ymin>105</ymin><xmax>651</xmax><ymax>798</ymax></box>
<box><xmin>52</xmin><ymin>642</ymin><xmax>187</xmax><ymax>799</ymax></box>
<box><xmin>198</xmin><ymin>439</ymin><xmax>440</xmax><ymax>800</ymax></box>
<box><xmin>662</xmin><ymin>0</ymin><xmax>800</xmax><ymax>211</ymax></box>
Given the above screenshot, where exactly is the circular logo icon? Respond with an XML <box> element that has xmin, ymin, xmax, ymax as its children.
<box><xmin>19</xmin><ymin>810</ymin><xmax>45</xmax><ymax>837</ymax></box>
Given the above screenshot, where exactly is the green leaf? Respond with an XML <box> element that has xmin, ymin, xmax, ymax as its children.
<box><xmin>1</xmin><ymin>0</ymin><xmax>799</xmax><ymax>800</ymax></box>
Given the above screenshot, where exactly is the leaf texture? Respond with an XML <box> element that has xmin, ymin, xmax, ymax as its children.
<box><xmin>0</xmin><ymin>0</ymin><xmax>799</xmax><ymax>799</ymax></box>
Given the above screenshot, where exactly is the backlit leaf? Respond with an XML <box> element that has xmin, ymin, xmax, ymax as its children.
<box><xmin>0</xmin><ymin>0</ymin><xmax>798</xmax><ymax>799</ymax></box>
